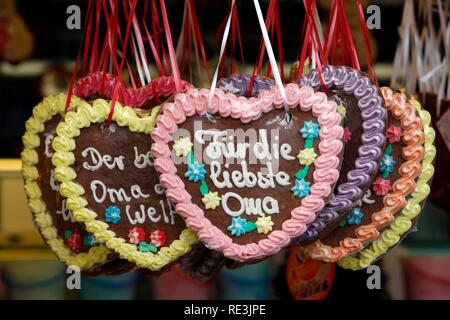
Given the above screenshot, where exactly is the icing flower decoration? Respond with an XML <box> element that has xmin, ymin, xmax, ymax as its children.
<box><xmin>227</xmin><ymin>217</ymin><xmax>249</xmax><ymax>237</ymax></box>
<box><xmin>379</xmin><ymin>154</ymin><xmax>396</xmax><ymax>174</ymax></box>
<box><xmin>185</xmin><ymin>162</ymin><xmax>207</xmax><ymax>183</ymax></box>
<box><xmin>386</xmin><ymin>125</ymin><xmax>403</xmax><ymax>144</ymax></box>
<box><xmin>343</xmin><ymin>127</ymin><xmax>352</xmax><ymax>143</ymax></box>
<box><xmin>300</xmin><ymin>121</ymin><xmax>320</xmax><ymax>139</ymax></box>
<box><xmin>173</xmin><ymin>136</ymin><xmax>193</xmax><ymax>157</ymax></box>
<box><xmin>128</xmin><ymin>227</ymin><xmax>146</xmax><ymax>244</ymax></box>
<box><xmin>291</xmin><ymin>179</ymin><xmax>311</xmax><ymax>198</ymax></box>
<box><xmin>83</xmin><ymin>234</ymin><xmax>98</xmax><ymax>247</ymax></box>
<box><xmin>337</xmin><ymin>104</ymin><xmax>347</xmax><ymax>119</ymax></box>
<box><xmin>255</xmin><ymin>216</ymin><xmax>274</xmax><ymax>234</ymax></box>
<box><xmin>372</xmin><ymin>178</ymin><xmax>392</xmax><ymax>196</ymax></box>
<box><xmin>139</xmin><ymin>241</ymin><xmax>157</xmax><ymax>253</ymax></box>
<box><xmin>202</xmin><ymin>191</ymin><xmax>221</xmax><ymax>209</ymax></box>
<box><xmin>67</xmin><ymin>232</ymin><xmax>81</xmax><ymax>252</ymax></box>
<box><xmin>105</xmin><ymin>205</ymin><xmax>121</xmax><ymax>224</ymax></box>
<box><xmin>347</xmin><ymin>207</ymin><xmax>364</xmax><ymax>225</ymax></box>
<box><xmin>150</xmin><ymin>230</ymin><xmax>167</xmax><ymax>248</ymax></box>
<box><xmin>296</xmin><ymin>148</ymin><xmax>317</xmax><ymax>166</ymax></box>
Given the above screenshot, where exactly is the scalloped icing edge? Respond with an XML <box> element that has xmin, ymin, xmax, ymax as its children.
<box><xmin>338</xmin><ymin>93</ymin><xmax>436</xmax><ymax>270</ymax></box>
<box><xmin>151</xmin><ymin>84</ymin><xmax>344</xmax><ymax>262</ymax></box>
<box><xmin>21</xmin><ymin>93</ymin><xmax>111</xmax><ymax>271</ymax></box>
<box><xmin>307</xmin><ymin>87</ymin><xmax>426</xmax><ymax>262</ymax></box>
<box><xmin>297</xmin><ymin>65</ymin><xmax>387</xmax><ymax>243</ymax></box>
<box><xmin>51</xmin><ymin>99</ymin><xmax>198</xmax><ymax>271</ymax></box>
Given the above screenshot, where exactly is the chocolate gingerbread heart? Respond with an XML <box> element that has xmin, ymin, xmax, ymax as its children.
<box><xmin>339</xmin><ymin>91</ymin><xmax>436</xmax><ymax>270</ymax></box>
<box><xmin>307</xmin><ymin>87</ymin><xmax>426</xmax><ymax>262</ymax></box>
<box><xmin>296</xmin><ymin>65</ymin><xmax>387</xmax><ymax>244</ymax></box>
<box><xmin>52</xmin><ymin>99</ymin><xmax>198</xmax><ymax>271</ymax></box>
<box><xmin>151</xmin><ymin>84</ymin><xmax>344</xmax><ymax>262</ymax></box>
<box><xmin>21</xmin><ymin>94</ymin><xmax>112</xmax><ymax>272</ymax></box>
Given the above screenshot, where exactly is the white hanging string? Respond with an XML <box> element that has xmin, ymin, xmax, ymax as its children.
<box><xmin>207</xmin><ymin>0</ymin><xmax>289</xmax><ymax>118</ymax></box>
<box><xmin>207</xmin><ymin>0</ymin><xmax>236</xmax><ymax>110</ymax></box>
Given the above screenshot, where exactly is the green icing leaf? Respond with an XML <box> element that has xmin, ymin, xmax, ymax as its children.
<box><xmin>382</xmin><ymin>171</ymin><xmax>390</xmax><ymax>179</ymax></box>
<box><xmin>139</xmin><ymin>241</ymin><xmax>158</xmax><ymax>253</ymax></box>
<box><xmin>200</xmin><ymin>180</ymin><xmax>209</xmax><ymax>196</ymax></box>
<box><xmin>245</xmin><ymin>221</ymin><xmax>257</xmax><ymax>233</ymax></box>
<box><xmin>305</xmin><ymin>138</ymin><xmax>314</xmax><ymax>149</ymax></box>
<box><xmin>295</xmin><ymin>165</ymin><xmax>309</xmax><ymax>180</ymax></box>
<box><xmin>188</xmin><ymin>151</ymin><xmax>195</xmax><ymax>165</ymax></box>
<box><xmin>64</xmin><ymin>230</ymin><xmax>72</xmax><ymax>239</ymax></box>
<box><xmin>385</xmin><ymin>144</ymin><xmax>393</xmax><ymax>155</ymax></box>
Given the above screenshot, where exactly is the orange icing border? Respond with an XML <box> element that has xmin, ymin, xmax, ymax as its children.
<box><xmin>306</xmin><ymin>87</ymin><xmax>425</xmax><ymax>262</ymax></box>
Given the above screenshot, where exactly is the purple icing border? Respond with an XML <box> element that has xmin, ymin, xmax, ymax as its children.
<box><xmin>218</xmin><ymin>74</ymin><xmax>275</xmax><ymax>97</ymax></box>
<box><xmin>296</xmin><ymin>65</ymin><xmax>386</xmax><ymax>244</ymax></box>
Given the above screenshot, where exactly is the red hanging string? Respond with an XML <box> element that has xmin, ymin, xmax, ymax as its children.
<box><xmin>188</xmin><ymin>0</ymin><xmax>210</xmax><ymax>81</ymax></box>
<box><xmin>107</xmin><ymin>0</ymin><xmax>138</xmax><ymax>124</ymax></box>
<box><xmin>356</xmin><ymin>0</ymin><xmax>378</xmax><ymax>85</ymax></box>
<box><xmin>65</xmin><ymin>0</ymin><xmax>94</xmax><ymax>112</ymax></box>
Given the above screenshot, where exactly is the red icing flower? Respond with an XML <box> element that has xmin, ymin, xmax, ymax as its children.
<box><xmin>343</xmin><ymin>127</ymin><xmax>352</xmax><ymax>143</ymax></box>
<box><xmin>128</xmin><ymin>227</ymin><xmax>146</xmax><ymax>244</ymax></box>
<box><xmin>67</xmin><ymin>232</ymin><xmax>82</xmax><ymax>252</ymax></box>
<box><xmin>150</xmin><ymin>230</ymin><xmax>167</xmax><ymax>248</ymax></box>
<box><xmin>386</xmin><ymin>125</ymin><xmax>403</xmax><ymax>144</ymax></box>
<box><xmin>372</xmin><ymin>178</ymin><xmax>392</xmax><ymax>196</ymax></box>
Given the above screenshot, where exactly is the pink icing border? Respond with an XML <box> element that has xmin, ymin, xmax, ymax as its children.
<box><xmin>151</xmin><ymin>84</ymin><xmax>344</xmax><ymax>262</ymax></box>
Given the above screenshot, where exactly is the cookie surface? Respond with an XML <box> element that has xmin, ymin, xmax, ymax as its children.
<box><xmin>297</xmin><ymin>65</ymin><xmax>387</xmax><ymax>244</ymax></box>
<box><xmin>306</xmin><ymin>87</ymin><xmax>425</xmax><ymax>262</ymax></box>
<box><xmin>152</xmin><ymin>84</ymin><xmax>344</xmax><ymax>262</ymax></box>
<box><xmin>52</xmin><ymin>99</ymin><xmax>198</xmax><ymax>270</ymax></box>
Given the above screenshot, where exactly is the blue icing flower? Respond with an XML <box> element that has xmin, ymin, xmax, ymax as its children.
<box><xmin>185</xmin><ymin>162</ymin><xmax>207</xmax><ymax>183</ymax></box>
<box><xmin>291</xmin><ymin>179</ymin><xmax>311</xmax><ymax>198</ymax></box>
<box><xmin>83</xmin><ymin>234</ymin><xmax>98</xmax><ymax>247</ymax></box>
<box><xmin>227</xmin><ymin>217</ymin><xmax>248</xmax><ymax>237</ymax></box>
<box><xmin>105</xmin><ymin>205</ymin><xmax>121</xmax><ymax>224</ymax></box>
<box><xmin>347</xmin><ymin>207</ymin><xmax>364</xmax><ymax>225</ymax></box>
<box><xmin>300</xmin><ymin>121</ymin><xmax>320</xmax><ymax>139</ymax></box>
<box><xmin>379</xmin><ymin>154</ymin><xmax>396</xmax><ymax>174</ymax></box>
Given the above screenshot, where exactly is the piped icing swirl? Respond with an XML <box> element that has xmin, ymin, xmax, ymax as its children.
<box><xmin>218</xmin><ymin>74</ymin><xmax>275</xmax><ymax>97</ymax></box>
<box><xmin>307</xmin><ymin>87</ymin><xmax>425</xmax><ymax>262</ymax></box>
<box><xmin>339</xmin><ymin>92</ymin><xmax>435</xmax><ymax>270</ymax></box>
<box><xmin>296</xmin><ymin>65</ymin><xmax>387</xmax><ymax>244</ymax></box>
<box><xmin>21</xmin><ymin>94</ymin><xmax>111</xmax><ymax>270</ymax></box>
<box><xmin>73</xmin><ymin>72</ymin><xmax>192</xmax><ymax>108</ymax></box>
<box><xmin>151</xmin><ymin>84</ymin><xmax>344</xmax><ymax>262</ymax></box>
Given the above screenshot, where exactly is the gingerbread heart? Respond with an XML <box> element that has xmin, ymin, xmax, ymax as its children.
<box><xmin>151</xmin><ymin>84</ymin><xmax>344</xmax><ymax>262</ymax></box>
<box><xmin>52</xmin><ymin>99</ymin><xmax>198</xmax><ymax>271</ymax></box>
<box><xmin>21</xmin><ymin>94</ymin><xmax>111</xmax><ymax>272</ymax></box>
<box><xmin>73</xmin><ymin>72</ymin><xmax>192</xmax><ymax>109</ymax></box>
<box><xmin>307</xmin><ymin>87</ymin><xmax>426</xmax><ymax>262</ymax></box>
<box><xmin>339</xmin><ymin>91</ymin><xmax>436</xmax><ymax>270</ymax></box>
<box><xmin>297</xmin><ymin>65</ymin><xmax>387</xmax><ymax>244</ymax></box>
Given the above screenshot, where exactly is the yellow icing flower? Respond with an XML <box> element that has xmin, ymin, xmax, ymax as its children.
<box><xmin>202</xmin><ymin>192</ymin><xmax>221</xmax><ymax>210</ymax></box>
<box><xmin>173</xmin><ymin>136</ymin><xmax>193</xmax><ymax>157</ymax></box>
<box><xmin>255</xmin><ymin>216</ymin><xmax>274</xmax><ymax>234</ymax></box>
<box><xmin>296</xmin><ymin>148</ymin><xmax>317</xmax><ymax>165</ymax></box>
<box><xmin>337</xmin><ymin>104</ymin><xmax>346</xmax><ymax>118</ymax></box>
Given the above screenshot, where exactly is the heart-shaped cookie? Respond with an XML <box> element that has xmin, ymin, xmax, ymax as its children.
<box><xmin>151</xmin><ymin>84</ymin><xmax>344</xmax><ymax>262</ymax></box>
<box><xmin>306</xmin><ymin>87</ymin><xmax>425</xmax><ymax>262</ymax></box>
<box><xmin>339</xmin><ymin>91</ymin><xmax>436</xmax><ymax>270</ymax></box>
<box><xmin>297</xmin><ymin>65</ymin><xmax>387</xmax><ymax>244</ymax></box>
<box><xmin>52</xmin><ymin>99</ymin><xmax>198</xmax><ymax>271</ymax></box>
<box><xmin>73</xmin><ymin>72</ymin><xmax>192</xmax><ymax>109</ymax></box>
<box><xmin>21</xmin><ymin>94</ymin><xmax>111</xmax><ymax>271</ymax></box>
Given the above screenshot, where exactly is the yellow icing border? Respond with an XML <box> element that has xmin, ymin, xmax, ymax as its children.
<box><xmin>21</xmin><ymin>94</ymin><xmax>111</xmax><ymax>270</ymax></box>
<box><xmin>338</xmin><ymin>96</ymin><xmax>436</xmax><ymax>270</ymax></box>
<box><xmin>52</xmin><ymin>99</ymin><xmax>198</xmax><ymax>270</ymax></box>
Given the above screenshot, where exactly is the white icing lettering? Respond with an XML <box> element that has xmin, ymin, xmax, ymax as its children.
<box><xmin>81</xmin><ymin>147</ymin><xmax>125</xmax><ymax>171</ymax></box>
